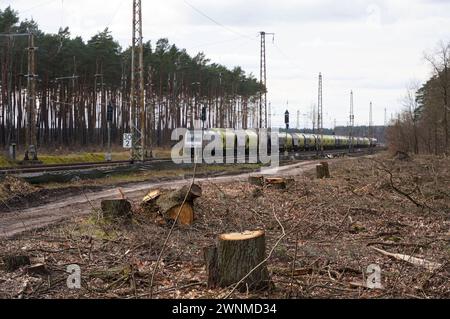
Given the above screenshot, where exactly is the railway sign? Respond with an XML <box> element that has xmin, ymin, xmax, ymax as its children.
<box><xmin>107</xmin><ymin>102</ymin><xmax>114</xmax><ymax>122</ymax></box>
<box><xmin>184</xmin><ymin>131</ymin><xmax>203</xmax><ymax>148</ymax></box>
<box><xmin>201</xmin><ymin>106</ymin><xmax>207</xmax><ymax>123</ymax></box>
<box><xmin>123</xmin><ymin>133</ymin><xmax>132</xmax><ymax>149</ymax></box>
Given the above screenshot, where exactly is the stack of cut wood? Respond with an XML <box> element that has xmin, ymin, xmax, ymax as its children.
<box><xmin>142</xmin><ymin>184</ymin><xmax>202</xmax><ymax>225</ymax></box>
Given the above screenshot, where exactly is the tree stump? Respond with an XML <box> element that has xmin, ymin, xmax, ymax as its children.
<box><xmin>320</xmin><ymin>162</ymin><xmax>331</xmax><ymax>178</ymax></box>
<box><xmin>316</xmin><ymin>163</ymin><xmax>331</xmax><ymax>179</ymax></box>
<box><xmin>2</xmin><ymin>255</ymin><xmax>31</xmax><ymax>272</ymax></box>
<box><xmin>316</xmin><ymin>164</ymin><xmax>325</xmax><ymax>179</ymax></box>
<box><xmin>154</xmin><ymin>184</ymin><xmax>202</xmax><ymax>225</ymax></box>
<box><xmin>248</xmin><ymin>176</ymin><xmax>264</xmax><ymax>187</ymax></box>
<box><xmin>265</xmin><ymin>177</ymin><xmax>287</xmax><ymax>190</ymax></box>
<box><xmin>101</xmin><ymin>199</ymin><xmax>132</xmax><ymax>221</ymax></box>
<box><xmin>204</xmin><ymin>230</ymin><xmax>270</xmax><ymax>291</ymax></box>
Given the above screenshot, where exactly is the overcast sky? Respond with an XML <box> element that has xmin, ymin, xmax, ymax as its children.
<box><xmin>5</xmin><ymin>0</ymin><xmax>450</xmax><ymax>128</ymax></box>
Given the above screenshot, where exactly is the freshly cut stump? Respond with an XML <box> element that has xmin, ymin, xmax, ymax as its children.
<box><xmin>204</xmin><ymin>230</ymin><xmax>270</xmax><ymax>291</ymax></box>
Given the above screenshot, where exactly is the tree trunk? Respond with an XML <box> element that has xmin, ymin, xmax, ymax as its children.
<box><xmin>204</xmin><ymin>230</ymin><xmax>270</xmax><ymax>291</ymax></box>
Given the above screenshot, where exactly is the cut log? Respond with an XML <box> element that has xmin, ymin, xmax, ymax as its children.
<box><xmin>26</xmin><ymin>264</ymin><xmax>50</xmax><ymax>276</ymax></box>
<box><xmin>248</xmin><ymin>176</ymin><xmax>264</xmax><ymax>187</ymax></box>
<box><xmin>142</xmin><ymin>189</ymin><xmax>161</xmax><ymax>204</ymax></box>
<box><xmin>2</xmin><ymin>255</ymin><xmax>31</xmax><ymax>272</ymax></box>
<box><xmin>204</xmin><ymin>230</ymin><xmax>270</xmax><ymax>291</ymax></box>
<box><xmin>155</xmin><ymin>184</ymin><xmax>202</xmax><ymax>225</ymax></box>
<box><xmin>265</xmin><ymin>177</ymin><xmax>287</xmax><ymax>190</ymax></box>
<box><xmin>101</xmin><ymin>199</ymin><xmax>132</xmax><ymax>221</ymax></box>
<box><xmin>166</xmin><ymin>203</ymin><xmax>194</xmax><ymax>225</ymax></box>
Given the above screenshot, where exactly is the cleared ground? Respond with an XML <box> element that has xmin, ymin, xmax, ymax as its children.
<box><xmin>0</xmin><ymin>153</ymin><xmax>448</xmax><ymax>299</ymax></box>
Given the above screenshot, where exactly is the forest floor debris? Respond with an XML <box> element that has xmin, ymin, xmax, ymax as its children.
<box><xmin>0</xmin><ymin>153</ymin><xmax>448</xmax><ymax>299</ymax></box>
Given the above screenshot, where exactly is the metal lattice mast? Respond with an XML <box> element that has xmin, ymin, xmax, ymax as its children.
<box><xmin>317</xmin><ymin>73</ymin><xmax>324</xmax><ymax>155</ymax></box>
<box><xmin>259</xmin><ymin>31</ymin><xmax>274</xmax><ymax>129</ymax></box>
<box><xmin>131</xmin><ymin>0</ymin><xmax>147</xmax><ymax>161</ymax></box>
<box><xmin>94</xmin><ymin>59</ymin><xmax>104</xmax><ymax>138</ymax></box>
<box><xmin>259</xmin><ymin>31</ymin><xmax>266</xmax><ymax>129</ymax></box>
<box><xmin>349</xmin><ymin>91</ymin><xmax>355</xmax><ymax>153</ymax></box>
<box><xmin>268</xmin><ymin>102</ymin><xmax>272</xmax><ymax>128</ymax></box>
<box><xmin>25</xmin><ymin>33</ymin><xmax>38</xmax><ymax>161</ymax></box>
<box><xmin>384</xmin><ymin>107</ymin><xmax>387</xmax><ymax>127</ymax></box>
<box><xmin>312</xmin><ymin>104</ymin><xmax>316</xmax><ymax>133</ymax></box>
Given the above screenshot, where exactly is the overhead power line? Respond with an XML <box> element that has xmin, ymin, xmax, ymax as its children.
<box><xmin>21</xmin><ymin>0</ymin><xmax>59</xmax><ymax>14</ymax></box>
<box><xmin>183</xmin><ymin>0</ymin><xmax>254</xmax><ymax>40</ymax></box>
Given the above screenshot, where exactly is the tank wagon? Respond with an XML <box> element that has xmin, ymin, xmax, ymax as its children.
<box><xmin>183</xmin><ymin>129</ymin><xmax>377</xmax><ymax>158</ymax></box>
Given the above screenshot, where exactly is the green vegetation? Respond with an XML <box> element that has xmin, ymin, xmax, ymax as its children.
<box><xmin>0</xmin><ymin>148</ymin><xmax>174</xmax><ymax>168</ymax></box>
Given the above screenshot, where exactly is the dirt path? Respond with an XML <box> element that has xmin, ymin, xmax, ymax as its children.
<box><xmin>0</xmin><ymin>160</ymin><xmax>319</xmax><ymax>238</ymax></box>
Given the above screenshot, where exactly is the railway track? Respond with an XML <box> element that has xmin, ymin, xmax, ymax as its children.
<box><xmin>0</xmin><ymin>158</ymin><xmax>172</xmax><ymax>175</ymax></box>
<box><xmin>0</xmin><ymin>147</ymin><xmax>384</xmax><ymax>184</ymax></box>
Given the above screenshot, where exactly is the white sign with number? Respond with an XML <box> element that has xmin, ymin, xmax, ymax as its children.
<box><xmin>123</xmin><ymin>133</ymin><xmax>132</xmax><ymax>149</ymax></box>
<box><xmin>184</xmin><ymin>131</ymin><xmax>203</xmax><ymax>148</ymax></box>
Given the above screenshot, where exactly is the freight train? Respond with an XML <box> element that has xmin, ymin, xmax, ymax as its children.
<box><xmin>183</xmin><ymin>128</ymin><xmax>378</xmax><ymax>156</ymax></box>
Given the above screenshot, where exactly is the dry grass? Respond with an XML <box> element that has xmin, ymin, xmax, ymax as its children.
<box><xmin>0</xmin><ymin>147</ymin><xmax>172</xmax><ymax>168</ymax></box>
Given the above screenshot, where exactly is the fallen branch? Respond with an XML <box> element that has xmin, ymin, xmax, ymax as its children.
<box><xmin>382</xmin><ymin>168</ymin><xmax>423</xmax><ymax>208</ymax></box>
<box><xmin>371</xmin><ymin>246</ymin><xmax>442</xmax><ymax>272</ymax></box>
